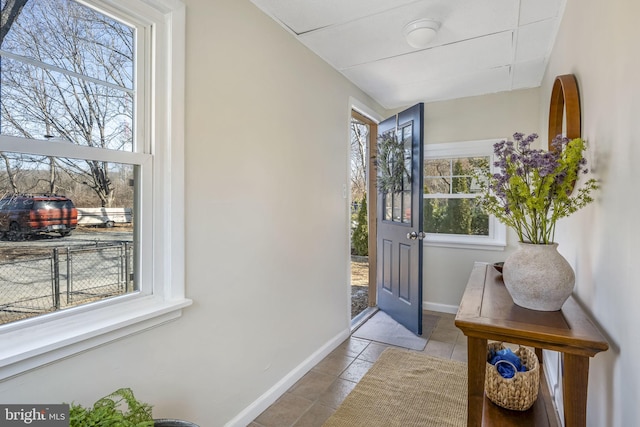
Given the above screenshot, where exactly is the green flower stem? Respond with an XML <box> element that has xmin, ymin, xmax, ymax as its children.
<box><xmin>475</xmin><ymin>134</ymin><xmax>597</xmax><ymax>244</ymax></box>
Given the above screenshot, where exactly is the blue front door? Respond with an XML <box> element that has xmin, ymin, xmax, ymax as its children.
<box><xmin>376</xmin><ymin>103</ymin><xmax>424</xmax><ymax>335</ymax></box>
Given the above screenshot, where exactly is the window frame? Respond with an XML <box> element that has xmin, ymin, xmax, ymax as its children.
<box><xmin>0</xmin><ymin>0</ymin><xmax>189</xmax><ymax>380</ymax></box>
<box><xmin>423</xmin><ymin>139</ymin><xmax>506</xmax><ymax>251</ymax></box>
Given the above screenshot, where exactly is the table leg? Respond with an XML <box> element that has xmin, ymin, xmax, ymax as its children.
<box><xmin>563</xmin><ymin>353</ymin><xmax>589</xmax><ymax>427</ymax></box>
<box><xmin>467</xmin><ymin>336</ymin><xmax>487</xmax><ymax>427</ymax></box>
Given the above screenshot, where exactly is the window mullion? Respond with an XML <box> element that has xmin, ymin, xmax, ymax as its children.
<box><xmin>0</xmin><ymin>135</ymin><xmax>148</xmax><ymax>165</ymax></box>
<box><xmin>0</xmin><ymin>49</ymin><xmax>134</xmax><ymax>95</ymax></box>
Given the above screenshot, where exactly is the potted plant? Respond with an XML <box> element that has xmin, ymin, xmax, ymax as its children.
<box><xmin>476</xmin><ymin>132</ymin><xmax>598</xmax><ymax>311</ymax></box>
<box><xmin>68</xmin><ymin>388</ymin><xmax>198</xmax><ymax>427</ymax></box>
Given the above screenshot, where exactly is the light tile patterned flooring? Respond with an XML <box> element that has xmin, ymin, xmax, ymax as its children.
<box><xmin>249</xmin><ymin>310</ymin><xmax>467</xmax><ymax>427</ymax></box>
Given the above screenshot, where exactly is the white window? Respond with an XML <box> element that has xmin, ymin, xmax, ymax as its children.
<box><xmin>0</xmin><ymin>0</ymin><xmax>189</xmax><ymax>379</ymax></box>
<box><xmin>423</xmin><ymin>140</ymin><xmax>506</xmax><ymax>250</ymax></box>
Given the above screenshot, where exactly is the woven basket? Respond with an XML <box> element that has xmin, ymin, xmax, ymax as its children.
<box><xmin>485</xmin><ymin>342</ymin><xmax>540</xmax><ymax>411</ymax></box>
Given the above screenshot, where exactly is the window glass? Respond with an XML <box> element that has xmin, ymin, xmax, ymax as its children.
<box><xmin>0</xmin><ymin>152</ymin><xmax>135</xmax><ymax>325</ymax></box>
<box><xmin>424</xmin><ymin>197</ymin><xmax>489</xmax><ymax>235</ymax></box>
<box><xmin>0</xmin><ymin>0</ymin><xmax>187</xmax><ymax>380</ymax></box>
<box><xmin>1</xmin><ymin>0</ymin><xmax>135</xmax><ymax>152</ymax></box>
<box><xmin>423</xmin><ymin>141</ymin><xmax>505</xmax><ymax>249</ymax></box>
<box><xmin>423</xmin><ymin>156</ymin><xmax>488</xmax><ymax>236</ymax></box>
<box><xmin>0</xmin><ymin>0</ymin><xmax>139</xmax><ymax>325</ymax></box>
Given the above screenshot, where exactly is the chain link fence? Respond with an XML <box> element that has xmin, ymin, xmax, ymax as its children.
<box><xmin>0</xmin><ymin>242</ymin><xmax>132</xmax><ymax>325</ymax></box>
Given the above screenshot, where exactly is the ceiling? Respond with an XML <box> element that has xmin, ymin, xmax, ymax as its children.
<box><xmin>249</xmin><ymin>0</ymin><xmax>566</xmax><ymax>109</ymax></box>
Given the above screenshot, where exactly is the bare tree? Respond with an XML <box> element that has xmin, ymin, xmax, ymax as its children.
<box><xmin>0</xmin><ymin>0</ymin><xmax>28</xmax><ymax>46</ymax></box>
<box><xmin>0</xmin><ymin>152</ymin><xmax>19</xmax><ymax>193</ymax></box>
<box><xmin>1</xmin><ymin>0</ymin><xmax>133</xmax><ymax>206</ymax></box>
<box><xmin>1</xmin><ymin>0</ymin><xmax>29</xmax><ymax>193</ymax></box>
<box><xmin>350</xmin><ymin>119</ymin><xmax>368</xmax><ymax>203</ymax></box>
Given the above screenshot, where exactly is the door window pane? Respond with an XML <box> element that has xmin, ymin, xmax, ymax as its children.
<box><xmin>379</xmin><ymin>124</ymin><xmax>414</xmax><ymax>224</ymax></box>
<box><xmin>392</xmin><ymin>191</ymin><xmax>401</xmax><ymax>221</ymax></box>
<box><xmin>401</xmin><ymin>124</ymin><xmax>412</xmax><ymax>223</ymax></box>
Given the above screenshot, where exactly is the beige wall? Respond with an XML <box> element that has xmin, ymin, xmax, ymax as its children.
<box><xmin>0</xmin><ymin>0</ymin><xmax>384</xmax><ymax>425</ymax></box>
<box><xmin>422</xmin><ymin>0</ymin><xmax>640</xmax><ymax>422</ymax></box>
<box><xmin>424</xmin><ymin>88</ymin><xmax>541</xmax><ymax>144</ymax></box>
<box><xmin>539</xmin><ymin>0</ymin><xmax>640</xmax><ymax>425</ymax></box>
<box><xmin>1</xmin><ymin>0</ymin><xmax>636</xmax><ymax>425</ymax></box>
<box><xmin>421</xmin><ymin>89</ymin><xmax>540</xmax><ymax>309</ymax></box>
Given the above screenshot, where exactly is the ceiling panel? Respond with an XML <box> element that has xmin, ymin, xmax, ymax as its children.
<box><xmin>519</xmin><ymin>0</ymin><xmax>563</xmax><ymax>25</ymax></box>
<box><xmin>341</xmin><ymin>32</ymin><xmax>513</xmax><ymax>87</ymax></box>
<box><xmin>250</xmin><ymin>0</ymin><xmax>566</xmax><ymax>108</ymax></box>
<box><xmin>515</xmin><ymin>19</ymin><xmax>556</xmax><ymax>62</ymax></box>
<box><xmin>250</xmin><ymin>0</ymin><xmax>416</xmax><ymax>34</ymax></box>
<box><xmin>512</xmin><ymin>59</ymin><xmax>546</xmax><ymax>88</ymax></box>
<box><xmin>299</xmin><ymin>0</ymin><xmax>518</xmax><ymax>70</ymax></box>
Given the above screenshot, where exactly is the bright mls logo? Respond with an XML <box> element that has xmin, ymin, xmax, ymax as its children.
<box><xmin>0</xmin><ymin>405</ymin><xmax>68</xmax><ymax>426</ymax></box>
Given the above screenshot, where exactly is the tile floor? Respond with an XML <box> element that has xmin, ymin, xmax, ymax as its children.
<box><xmin>249</xmin><ymin>310</ymin><xmax>467</xmax><ymax>427</ymax></box>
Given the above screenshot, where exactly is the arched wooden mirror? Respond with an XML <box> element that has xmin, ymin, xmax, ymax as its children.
<box><xmin>548</xmin><ymin>74</ymin><xmax>581</xmax><ymax>150</ymax></box>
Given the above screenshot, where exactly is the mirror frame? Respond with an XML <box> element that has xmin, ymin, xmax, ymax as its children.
<box><xmin>548</xmin><ymin>74</ymin><xmax>581</xmax><ymax>150</ymax></box>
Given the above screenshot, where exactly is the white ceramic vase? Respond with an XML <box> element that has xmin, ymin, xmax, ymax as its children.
<box><xmin>502</xmin><ymin>242</ymin><xmax>575</xmax><ymax>311</ymax></box>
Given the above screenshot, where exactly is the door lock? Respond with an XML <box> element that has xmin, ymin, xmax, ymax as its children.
<box><xmin>407</xmin><ymin>231</ymin><xmax>426</xmax><ymax>240</ymax></box>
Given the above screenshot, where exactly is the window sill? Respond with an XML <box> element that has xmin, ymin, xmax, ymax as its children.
<box><xmin>424</xmin><ymin>236</ymin><xmax>506</xmax><ymax>251</ymax></box>
<box><xmin>0</xmin><ymin>295</ymin><xmax>192</xmax><ymax>380</ymax></box>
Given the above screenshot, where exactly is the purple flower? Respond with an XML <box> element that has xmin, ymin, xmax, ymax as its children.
<box><xmin>476</xmin><ymin>132</ymin><xmax>597</xmax><ymax>244</ymax></box>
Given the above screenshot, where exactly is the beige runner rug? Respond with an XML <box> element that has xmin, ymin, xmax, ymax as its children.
<box><xmin>323</xmin><ymin>348</ymin><xmax>468</xmax><ymax>427</ymax></box>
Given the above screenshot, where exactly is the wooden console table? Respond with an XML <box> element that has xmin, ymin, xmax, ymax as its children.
<box><xmin>455</xmin><ymin>262</ymin><xmax>609</xmax><ymax>427</ymax></box>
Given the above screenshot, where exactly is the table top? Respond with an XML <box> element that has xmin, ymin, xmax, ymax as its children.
<box><xmin>455</xmin><ymin>262</ymin><xmax>609</xmax><ymax>357</ymax></box>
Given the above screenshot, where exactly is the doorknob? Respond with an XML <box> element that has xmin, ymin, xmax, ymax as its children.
<box><xmin>406</xmin><ymin>231</ymin><xmax>426</xmax><ymax>240</ymax></box>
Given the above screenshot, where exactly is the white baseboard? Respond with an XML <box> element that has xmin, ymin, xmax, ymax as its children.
<box><xmin>423</xmin><ymin>301</ymin><xmax>459</xmax><ymax>314</ymax></box>
<box><xmin>226</xmin><ymin>302</ymin><xmax>459</xmax><ymax>426</ymax></box>
<box><xmin>224</xmin><ymin>328</ymin><xmax>351</xmax><ymax>427</ymax></box>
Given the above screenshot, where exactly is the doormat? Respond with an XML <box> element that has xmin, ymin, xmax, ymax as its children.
<box><xmin>323</xmin><ymin>348</ymin><xmax>467</xmax><ymax>427</ymax></box>
<box><xmin>352</xmin><ymin>310</ymin><xmax>436</xmax><ymax>351</ymax></box>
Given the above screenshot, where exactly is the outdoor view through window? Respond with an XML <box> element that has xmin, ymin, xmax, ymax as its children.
<box><xmin>0</xmin><ymin>0</ymin><xmax>138</xmax><ymax>325</ymax></box>
<box><xmin>423</xmin><ymin>156</ymin><xmax>489</xmax><ymax>236</ymax></box>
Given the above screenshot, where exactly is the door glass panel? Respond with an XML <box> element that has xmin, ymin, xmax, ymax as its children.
<box><xmin>392</xmin><ymin>191</ymin><xmax>401</xmax><ymax>221</ymax></box>
<box><xmin>380</xmin><ymin>127</ymin><xmax>399</xmax><ymax>222</ymax></box>
<box><xmin>380</xmin><ymin>124</ymin><xmax>414</xmax><ymax>224</ymax></box>
<box><xmin>402</xmin><ymin>190</ymin><xmax>411</xmax><ymax>223</ymax></box>
<box><xmin>384</xmin><ymin>192</ymin><xmax>392</xmax><ymax>221</ymax></box>
<box><xmin>401</xmin><ymin>123</ymin><xmax>412</xmax><ymax>223</ymax></box>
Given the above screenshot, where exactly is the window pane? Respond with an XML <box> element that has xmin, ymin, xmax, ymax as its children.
<box><xmin>451</xmin><ymin>176</ymin><xmax>474</xmax><ymax>194</ymax></box>
<box><xmin>423</xmin><ymin>155</ymin><xmax>490</xmax><ymax>235</ymax></box>
<box><xmin>1</xmin><ymin>58</ymin><xmax>133</xmax><ymax>150</ymax></box>
<box><xmin>424</xmin><ymin>198</ymin><xmax>489</xmax><ymax>236</ymax></box>
<box><xmin>0</xmin><ymin>0</ymin><xmax>135</xmax><ymax>152</ymax></box>
<box><xmin>424</xmin><ymin>159</ymin><xmax>451</xmax><ymax>177</ymax></box>
<box><xmin>0</xmin><ymin>152</ymin><xmax>136</xmax><ymax>325</ymax></box>
<box><xmin>424</xmin><ymin>177</ymin><xmax>450</xmax><ymax>194</ymax></box>
<box><xmin>1</xmin><ymin>0</ymin><xmax>134</xmax><ymax>89</ymax></box>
